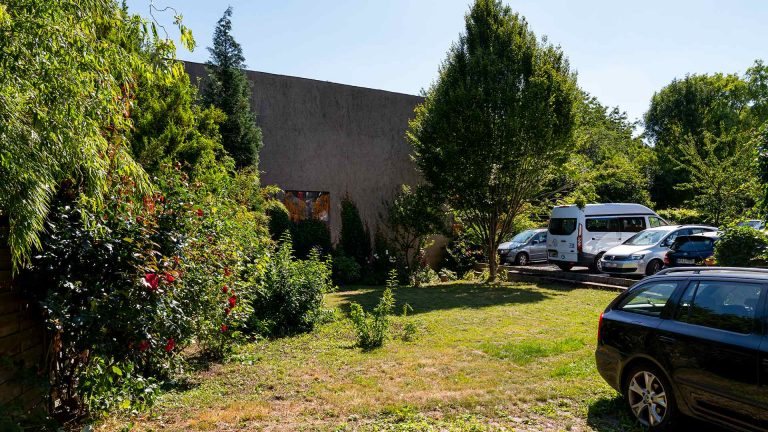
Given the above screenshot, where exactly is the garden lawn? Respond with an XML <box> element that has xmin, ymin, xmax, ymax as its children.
<box><xmin>99</xmin><ymin>281</ymin><xmax>642</xmax><ymax>431</ymax></box>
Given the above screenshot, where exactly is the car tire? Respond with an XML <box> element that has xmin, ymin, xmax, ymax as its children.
<box><xmin>623</xmin><ymin>364</ymin><xmax>678</xmax><ymax>431</ymax></box>
<box><xmin>555</xmin><ymin>263</ymin><xmax>573</xmax><ymax>272</ymax></box>
<box><xmin>590</xmin><ymin>252</ymin><xmax>605</xmax><ymax>273</ymax></box>
<box><xmin>514</xmin><ymin>252</ymin><xmax>529</xmax><ymax>266</ymax></box>
<box><xmin>645</xmin><ymin>259</ymin><xmax>663</xmax><ymax>276</ymax></box>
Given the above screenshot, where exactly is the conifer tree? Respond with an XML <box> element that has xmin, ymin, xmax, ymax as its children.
<box><xmin>203</xmin><ymin>7</ymin><xmax>262</xmax><ymax>168</ymax></box>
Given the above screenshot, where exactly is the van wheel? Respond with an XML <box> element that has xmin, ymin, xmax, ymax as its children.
<box><xmin>556</xmin><ymin>263</ymin><xmax>572</xmax><ymax>271</ymax></box>
<box><xmin>514</xmin><ymin>252</ymin><xmax>529</xmax><ymax>266</ymax></box>
<box><xmin>590</xmin><ymin>252</ymin><xmax>605</xmax><ymax>273</ymax></box>
<box><xmin>623</xmin><ymin>364</ymin><xmax>678</xmax><ymax>431</ymax></box>
<box><xmin>645</xmin><ymin>259</ymin><xmax>663</xmax><ymax>276</ymax></box>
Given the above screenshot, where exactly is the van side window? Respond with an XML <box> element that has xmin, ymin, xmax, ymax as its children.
<box><xmin>675</xmin><ymin>281</ymin><xmax>762</xmax><ymax>334</ymax></box>
<box><xmin>616</xmin><ymin>282</ymin><xmax>678</xmax><ymax>317</ymax></box>
<box><xmin>586</xmin><ymin>218</ymin><xmax>620</xmax><ymax>232</ymax></box>
<box><xmin>621</xmin><ymin>217</ymin><xmax>646</xmax><ymax>232</ymax></box>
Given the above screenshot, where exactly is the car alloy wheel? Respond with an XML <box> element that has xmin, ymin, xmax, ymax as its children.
<box><xmin>515</xmin><ymin>253</ymin><xmax>528</xmax><ymax>266</ymax></box>
<box><xmin>627</xmin><ymin>370</ymin><xmax>669</xmax><ymax>428</ymax></box>
<box><xmin>646</xmin><ymin>259</ymin><xmax>663</xmax><ymax>276</ymax></box>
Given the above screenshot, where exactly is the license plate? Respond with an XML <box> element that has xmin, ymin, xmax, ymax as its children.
<box><xmin>677</xmin><ymin>258</ymin><xmax>695</xmax><ymax>264</ymax></box>
<box><xmin>604</xmin><ymin>262</ymin><xmax>616</xmax><ymax>268</ymax></box>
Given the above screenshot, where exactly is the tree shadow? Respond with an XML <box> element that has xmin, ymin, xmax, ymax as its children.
<box><xmin>333</xmin><ymin>282</ymin><xmax>561</xmax><ymax>316</ymax></box>
<box><xmin>587</xmin><ymin>395</ymin><xmax>730</xmax><ymax>431</ymax></box>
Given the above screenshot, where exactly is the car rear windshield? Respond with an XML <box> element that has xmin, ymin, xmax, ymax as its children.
<box><xmin>549</xmin><ymin>218</ymin><xmax>576</xmax><ymax>236</ymax></box>
<box><xmin>671</xmin><ymin>237</ymin><xmax>714</xmax><ymax>252</ymax></box>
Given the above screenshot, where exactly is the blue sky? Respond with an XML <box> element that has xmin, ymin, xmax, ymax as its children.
<box><xmin>126</xmin><ymin>0</ymin><xmax>768</xmax><ymax>125</ymax></box>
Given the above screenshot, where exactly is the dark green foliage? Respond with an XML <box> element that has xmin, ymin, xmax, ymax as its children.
<box><xmin>349</xmin><ymin>270</ymin><xmax>398</xmax><ymax>349</ymax></box>
<box><xmin>291</xmin><ymin>219</ymin><xmax>332</xmax><ymax>259</ymax></box>
<box><xmin>339</xmin><ymin>196</ymin><xmax>371</xmax><ymax>265</ymax></box>
<box><xmin>714</xmin><ymin>226</ymin><xmax>768</xmax><ymax>266</ymax></box>
<box><xmin>370</xmin><ymin>227</ymin><xmax>406</xmax><ymax>285</ymax></box>
<box><xmin>202</xmin><ymin>7</ymin><xmax>263</xmax><ymax>169</ymax></box>
<box><xmin>332</xmin><ymin>254</ymin><xmax>362</xmax><ymax>285</ymax></box>
<box><xmin>250</xmin><ymin>238</ymin><xmax>334</xmax><ymax>336</ymax></box>
<box><xmin>265</xmin><ymin>200</ymin><xmax>291</xmax><ymax>240</ymax></box>
<box><xmin>407</xmin><ymin>0</ymin><xmax>577</xmax><ymax>279</ymax></box>
<box><xmin>384</xmin><ymin>185</ymin><xmax>445</xmax><ymax>275</ymax></box>
<box><xmin>644</xmin><ymin>73</ymin><xmax>752</xmax><ymax>208</ymax></box>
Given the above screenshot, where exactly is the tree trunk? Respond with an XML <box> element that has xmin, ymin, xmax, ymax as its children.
<box><xmin>488</xmin><ymin>235</ymin><xmax>497</xmax><ymax>281</ymax></box>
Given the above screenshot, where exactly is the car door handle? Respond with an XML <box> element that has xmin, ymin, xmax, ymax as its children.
<box><xmin>658</xmin><ymin>335</ymin><xmax>677</xmax><ymax>344</ymax></box>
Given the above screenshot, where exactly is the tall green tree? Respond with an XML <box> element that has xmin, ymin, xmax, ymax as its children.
<box><xmin>202</xmin><ymin>7</ymin><xmax>262</xmax><ymax>169</ymax></box>
<box><xmin>0</xmin><ymin>0</ymin><xmax>192</xmax><ymax>269</ymax></box>
<box><xmin>644</xmin><ymin>73</ymin><xmax>750</xmax><ymax>208</ymax></box>
<box><xmin>408</xmin><ymin>0</ymin><xmax>577</xmax><ymax>280</ymax></box>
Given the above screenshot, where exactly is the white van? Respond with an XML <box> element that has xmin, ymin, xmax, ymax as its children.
<box><xmin>546</xmin><ymin>204</ymin><xmax>666</xmax><ymax>272</ymax></box>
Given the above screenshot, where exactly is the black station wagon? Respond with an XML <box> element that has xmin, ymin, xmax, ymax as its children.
<box><xmin>596</xmin><ymin>267</ymin><xmax>768</xmax><ymax>431</ymax></box>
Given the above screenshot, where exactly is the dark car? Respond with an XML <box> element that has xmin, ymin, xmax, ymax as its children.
<box><xmin>595</xmin><ymin>267</ymin><xmax>768</xmax><ymax>431</ymax></box>
<box><xmin>664</xmin><ymin>232</ymin><xmax>719</xmax><ymax>268</ymax></box>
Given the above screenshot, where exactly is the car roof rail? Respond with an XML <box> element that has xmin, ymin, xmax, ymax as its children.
<box><xmin>655</xmin><ymin>267</ymin><xmax>768</xmax><ymax>276</ymax></box>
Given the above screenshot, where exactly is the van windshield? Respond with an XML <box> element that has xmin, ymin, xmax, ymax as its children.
<box><xmin>510</xmin><ymin>230</ymin><xmax>536</xmax><ymax>243</ymax></box>
<box><xmin>624</xmin><ymin>230</ymin><xmax>667</xmax><ymax>246</ymax></box>
<box><xmin>549</xmin><ymin>218</ymin><xmax>576</xmax><ymax>236</ymax></box>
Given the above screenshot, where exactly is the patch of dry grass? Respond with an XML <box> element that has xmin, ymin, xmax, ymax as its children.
<box><xmin>97</xmin><ymin>281</ymin><xmax>642</xmax><ymax>431</ymax></box>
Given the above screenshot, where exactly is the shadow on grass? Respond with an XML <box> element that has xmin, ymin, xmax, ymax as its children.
<box><xmin>333</xmin><ymin>282</ymin><xmax>560</xmax><ymax>316</ymax></box>
<box><xmin>587</xmin><ymin>395</ymin><xmax>730</xmax><ymax>432</ymax></box>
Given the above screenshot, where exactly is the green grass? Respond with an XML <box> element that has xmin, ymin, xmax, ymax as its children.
<box><xmin>98</xmin><ymin>281</ymin><xmax>645</xmax><ymax>432</ymax></box>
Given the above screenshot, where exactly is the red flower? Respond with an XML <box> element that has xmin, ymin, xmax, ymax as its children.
<box><xmin>221</xmin><ymin>285</ymin><xmax>229</xmax><ymax>293</ymax></box>
<box><xmin>224</xmin><ymin>307</ymin><xmax>231</xmax><ymax>315</ymax></box>
<box><xmin>165</xmin><ymin>338</ymin><xmax>175</xmax><ymax>352</ymax></box>
<box><xmin>138</xmin><ymin>340</ymin><xmax>150</xmax><ymax>352</ymax></box>
<box><xmin>220</xmin><ymin>324</ymin><xmax>228</xmax><ymax>332</ymax></box>
<box><xmin>224</xmin><ymin>267</ymin><xmax>232</xmax><ymax>277</ymax></box>
<box><xmin>144</xmin><ymin>273</ymin><xmax>159</xmax><ymax>291</ymax></box>
<box><xmin>135</xmin><ymin>215</ymin><xmax>144</xmax><ymax>224</ymax></box>
<box><xmin>164</xmin><ymin>272</ymin><xmax>175</xmax><ymax>283</ymax></box>
<box><xmin>228</xmin><ymin>295</ymin><xmax>237</xmax><ymax>308</ymax></box>
<box><xmin>196</xmin><ymin>208</ymin><xmax>204</xmax><ymax>217</ymax></box>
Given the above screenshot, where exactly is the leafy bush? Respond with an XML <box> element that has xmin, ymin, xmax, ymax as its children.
<box><xmin>291</xmin><ymin>218</ymin><xmax>332</xmax><ymax>259</ymax></box>
<box><xmin>23</xmin><ymin>166</ymin><xmax>268</xmax><ymax>417</ymax></box>
<box><xmin>250</xmin><ymin>236</ymin><xmax>334</xmax><ymax>336</ymax></box>
<box><xmin>657</xmin><ymin>208</ymin><xmax>705</xmax><ymax>225</ymax></box>
<box><xmin>349</xmin><ymin>271</ymin><xmax>398</xmax><ymax>349</ymax></box>
<box><xmin>265</xmin><ymin>199</ymin><xmax>291</xmax><ymax>240</ymax></box>
<box><xmin>332</xmin><ymin>254</ymin><xmax>362</xmax><ymax>285</ymax></box>
<box><xmin>714</xmin><ymin>226</ymin><xmax>768</xmax><ymax>266</ymax></box>
<box><xmin>339</xmin><ymin>196</ymin><xmax>371</xmax><ymax>265</ymax></box>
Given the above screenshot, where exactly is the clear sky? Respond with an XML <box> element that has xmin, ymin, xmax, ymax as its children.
<box><xmin>126</xmin><ymin>0</ymin><xmax>768</xmax><ymax>125</ymax></box>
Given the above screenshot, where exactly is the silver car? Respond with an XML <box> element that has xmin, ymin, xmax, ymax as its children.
<box><xmin>498</xmin><ymin>228</ymin><xmax>548</xmax><ymax>266</ymax></box>
<box><xmin>599</xmin><ymin>225</ymin><xmax>717</xmax><ymax>276</ymax></box>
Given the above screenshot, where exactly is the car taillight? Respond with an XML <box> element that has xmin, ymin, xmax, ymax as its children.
<box><xmin>597</xmin><ymin>311</ymin><xmax>604</xmax><ymax>344</ymax></box>
<box><xmin>663</xmin><ymin>252</ymin><xmax>670</xmax><ymax>266</ymax></box>
<box><xmin>577</xmin><ymin>223</ymin><xmax>583</xmax><ymax>253</ymax></box>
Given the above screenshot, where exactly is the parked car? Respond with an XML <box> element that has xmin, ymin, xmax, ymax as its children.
<box><xmin>547</xmin><ymin>203</ymin><xmax>667</xmax><ymax>272</ymax></box>
<box><xmin>738</xmin><ymin>219</ymin><xmax>766</xmax><ymax>230</ymax></box>
<box><xmin>664</xmin><ymin>232</ymin><xmax>720</xmax><ymax>268</ymax></box>
<box><xmin>596</xmin><ymin>267</ymin><xmax>768</xmax><ymax>431</ymax></box>
<box><xmin>497</xmin><ymin>228</ymin><xmax>547</xmax><ymax>266</ymax></box>
<box><xmin>600</xmin><ymin>225</ymin><xmax>717</xmax><ymax>276</ymax></box>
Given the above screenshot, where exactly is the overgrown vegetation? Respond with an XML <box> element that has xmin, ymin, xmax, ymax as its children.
<box><xmin>349</xmin><ymin>270</ymin><xmax>398</xmax><ymax>349</ymax></box>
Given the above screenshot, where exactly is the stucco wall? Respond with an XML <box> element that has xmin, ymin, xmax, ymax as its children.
<box><xmin>184</xmin><ymin>62</ymin><xmax>424</xmax><ymax>242</ymax></box>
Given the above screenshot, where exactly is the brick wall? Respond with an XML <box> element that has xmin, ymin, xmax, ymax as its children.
<box><xmin>0</xmin><ymin>218</ymin><xmax>47</xmax><ymax>412</ymax></box>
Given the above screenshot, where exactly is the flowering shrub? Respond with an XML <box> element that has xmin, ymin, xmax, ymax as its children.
<box><xmin>23</xmin><ymin>165</ymin><xmax>269</xmax><ymax>417</ymax></box>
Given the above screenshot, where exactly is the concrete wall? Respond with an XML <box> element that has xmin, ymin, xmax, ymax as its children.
<box><xmin>184</xmin><ymin>62</ymin><xmax>424</xmax><ymax>241</ymax></box>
